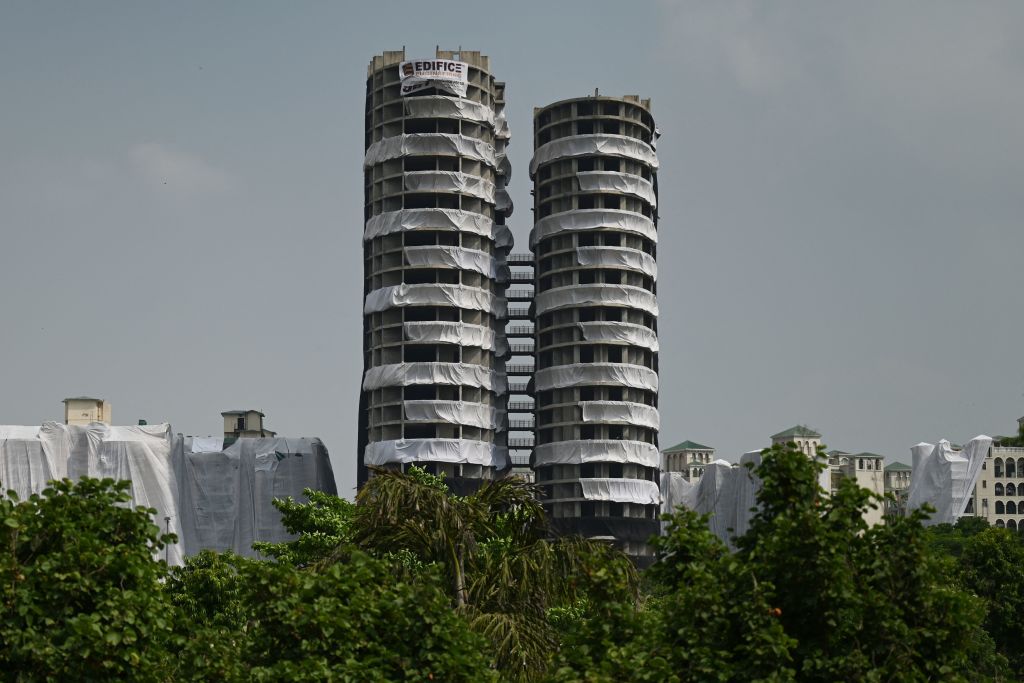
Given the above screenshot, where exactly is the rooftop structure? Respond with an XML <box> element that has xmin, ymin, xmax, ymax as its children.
<box><xmin>222</xmin><ymin>409</ymin><xmax>276</xmax><ymax>439</ymax></box>
<box><xmin>63</xmin><ymin>396</ymin><xmax>111</xmax><ymax>426</ymax></box>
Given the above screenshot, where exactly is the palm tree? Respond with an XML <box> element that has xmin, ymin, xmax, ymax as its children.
<box><xmin>352</xmin><ymin>467</ymin><xmax>638</xmax><ymax>681</ymax></box>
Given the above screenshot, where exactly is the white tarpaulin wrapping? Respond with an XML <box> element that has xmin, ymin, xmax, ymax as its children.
<box><xmin>403</xmin><ymin>400</ymin><xmax>502</xmax><ymax>430</ymax></box>
<box><xmin>496</xmin><ymin>151</ymin><xmax>512</xmax><ymax>180</ymax></box>
<box><xmin>580</xmin><ymin>477</ymin><xmax>661</xmax><ymax>505</ymax></box>
<box><xmin>580</xmin><ymin>401</ymin><xmax>660</xmax><ymax>430</ymax></box>
<box><xmin>404</xmin><ymin>246</ymin><xmax>496</xmax><ymax>277</ymax></box>
<box><xmin>529</xmin><ymin>134</ymin><xmax>660</xmax><ymax>177</ymax></box>
<box><xmin>65</xmin><ymin>424</ymin><xmax>183</xmax><ymax>565</ymax></box>
<box><xmin>0</xmin><ymin>424</ymin><xmax>69</xmax><ymax>497</ymax></box>
<box><xmin>576</xmin><ymin>171</ymin><xmax>657</xmax><ymax>207</ymax></box>
<box><xmin>534</xmin><ymin>363</ymin><xmax>659</xmax><ymax>392</ymax></box>
<box><xmin>364</xmin><ymin>284</ymin><xmax>506</xmax><ymax>317</ymax></box>
<box><xmin>495</xmin><ymin>224</ymin><xmax>513</xmax><ymax>251</ymax></box>
<box><xmin>175</xmin><ymin>436</ymin><xmax>336</xmax><ymax>560</ymax></box>
<box><xmin>578</xmin><ymin>321</ymin><xmax>659</xmax><ymax>352</ymax></box>
<box><xmin>530</xmin><ymin>210</ymin><xmax>657</xmax><ymax>248</ymax></box>
<box><xmin>362</xmin><ymin>362</ymin><xmax>508</xmax><ymax>394</ymax></box>
<box><xmin>576</xmin><ymin>246</ymin><xmax>657</xmax><ymax>279</ymax></box>
<box><xmin>399</xmin><ymin>59</ymin><xmax>468</xmax><ymax>97</ymax></box>
<box><xmin>363</xmin><ymin>208</ymin><xmax>495</xmax><ymax>242</ymax></box>
<box><xmin>0</xmin><ymin>424</ymin><xmax>337</xmax><ymax>566</ymax></box>
<box><xmin>404</xmin><ymin>171</ymin><xmax>495</xmax><ymax>202</ymax></box>
<box><xmin>660</xmin><ymin>471</ymin><xmax>697</xmax><ymax>517</ymax></box>
<box><xmin>403</xmin><ymin>322</ymin><xmax>496</xmax><ymax>350</ymax></box>
<box><xmin>495</xmin><ymin>188</ymin><xmax>513</xmax><ymax>215</ymax></box>
<box><xmin>732</xmin><ymin>451</ymin><xmax>764</xmax><ymax>539</ymax></box>
<box><xmin>403</xmin><ymin>96</ymin><xmax>495</xmax><ymax>126</ymax></box>
<box><xmin>364</xmin><ymin>134</ymin><xmax>496</xmax><ymax>169</ymax></box>
<box><xmin>534</xmin><ymin>440</ymin><xmax>660</xmax><ymax>467</ymax></box>
<box><xmin>535</xmin><ymin>285</ymin><xmax>659</xmax><ymax>316</ymax></box>
<box><xmin>364</xmin><ymin>438</ymin><xmax>508</xmax><ymax>468</ymax></box>
<box><xmin>190</xmin><ymin>436</ymin><xmax>224</xmax><ymax>453</ymax></box>
<box><xmin>669</xmin><ymin>453</ymin><xmax>763</xmax><ymax>547</ymax></box>
<box><xmin>906</xmin><ymin>435</ymin><xmax>992</xmax><ymax>525</ymax></box>
<box><xmin>494</xmin><ymin>111</ymin><xmax>510</xmax><ymax>140</ymax></box>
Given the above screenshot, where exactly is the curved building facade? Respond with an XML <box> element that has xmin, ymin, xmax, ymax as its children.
<box><xmin>530</xmin><ymin>94</ymin><xmax>660</xmax><ymax>559</ymax></box>
<box><xmin>359</xmin><ymin>49</ymin><xmax>512</xmax><ymax>492</ymax></box>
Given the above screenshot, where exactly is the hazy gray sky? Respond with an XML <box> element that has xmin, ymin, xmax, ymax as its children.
<box><xmin>2</xmin><ymin>1</ymin><xmax>1023</xmax><ymax>497</ymax></box>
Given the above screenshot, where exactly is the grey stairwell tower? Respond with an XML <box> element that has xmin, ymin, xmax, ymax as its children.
<box><xmin>359</xmin><ymin>49</ymin><xmax>513</xmax><ymax>493</ymax></box>
<box><xmin>530</xmin><ymin>94</ymin><xmax>661</xmax><ymax>560</ymax></box>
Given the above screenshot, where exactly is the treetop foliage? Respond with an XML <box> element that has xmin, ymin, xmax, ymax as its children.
<box><xmin>3</xmin><ymin>449</ymin><xmax>1023</xmax><ymax>681</ymax></box>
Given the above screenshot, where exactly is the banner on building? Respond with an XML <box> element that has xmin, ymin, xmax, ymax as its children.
<box><xmin>400</xmin><ymin>59</ymin><xmax>469</xmax><ymax>97</ymax></box>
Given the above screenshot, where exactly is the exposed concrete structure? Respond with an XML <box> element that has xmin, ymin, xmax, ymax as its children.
<box><xmin>530</xmin><ymin>93</ymin><xmax>661</xmax><ymax>560</ymax></box>
<box><xmin>359</xmin><ymin>49</ymin><xmax>512</xmax><ymax>492</ymax></box>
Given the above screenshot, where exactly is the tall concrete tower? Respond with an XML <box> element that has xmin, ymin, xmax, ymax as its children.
<box><xmin>359</xmin><ymin>49</ymin><xmax>512</xmax><ymax>493</ymax></box>
<box><xmin>530</xmin><ymin>94</ymin><xmax>661</xmax><ymax>560</ymax></box>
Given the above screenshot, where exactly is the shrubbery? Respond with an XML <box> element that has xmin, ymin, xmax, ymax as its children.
<box><xmin>2</xmin><ymin>444</ymin><xmax>1021</xmax><ymax>681</ymax></box>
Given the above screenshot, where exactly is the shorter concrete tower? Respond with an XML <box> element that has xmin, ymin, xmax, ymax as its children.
<box><xmin>530</xmin><ymin>94</ymin><xmax>661</xmax><ymax>560</ymax></box>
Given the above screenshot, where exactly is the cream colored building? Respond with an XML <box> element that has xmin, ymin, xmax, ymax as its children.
<box><xmin>884</xmin><ymin>462</ymin><xmax>912</xmax><ymax>517</ymax></box>
<box><xmin>661</xmin><ymin>440</ymin><xmax>715</xmax><ymax>482</ymax></box>
<box><xmin>63</xmin><ymin>397</ymin><xmax>111</xmax><ymax>426</ymax></box>
<box><xmin>968</xmin><ymin>445</ymin><xmax>1024</xmax><ymax>529</ymax></box>
<box><xmin>772</xmin><ymin>426</ymin><xmax>886</xmax><ymax>525</ymax></box>
<box><xmin>222</xmin><ymin>410</ymin><xmax>276</xmax><ymax>439</ymax></box>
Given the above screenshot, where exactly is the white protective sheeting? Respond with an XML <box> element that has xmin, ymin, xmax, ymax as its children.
<box><xmin>576</xmin><ymin>246</ymin><xmax>657</xmax><ymax>279</ymax></box>
<box><xmin>577</xmin><ymin>171</ymin><xmax>657</xmax><ymax>207</ymax></box>
<box><xmin>190</xmin><ymin>436</ymin><xmax>224</xmax><ymax>453</ymax></box>
<box><xmin>906</xmin><ymin>435</ymin><xmax>992</xmax><ymax>525</ymax></box>
<box><xmin>530</xmin><ymin>209</ymin><xmax>657</xmax><ymax>248</ymax></box>
<box><xmin>363</xmin><ymin>284</ymin><xmax>505</xmax><ymax>317</ymax></box>
<box><xmin>404</xmin><ymin>246</ymin><xmax>496</xmax><ymax>277</ymax></box>
<box><xmin>534</xmin><ymin>440</ymin><xmax>660</xmax><ymax>467</ymax></box>
<box><xmin>404</xmin><ymin>171</ymin><xmax>495</xmax><ymax>202</ymax></box>
<box><xmin>495</xmin><ymin>188</ymin><xmax>513</xmax><ymax>215</ymax></box>
<box><xmin>494</xmin><ymin>224</ymin><xmax>514</xmax><ymax>251</ymax></box>
<box><xmin>580</xmin><ymin>401</ymin><xmax>660</xmax><ymax>430</ymax></box>
<box><xmin>535</xmin><ymin>285</ymin><xmax>659</xmax><ymax>316</ymax></box>
<box><xmin>534</xmin><ymin>363</ymin><xmax>658</xmax><ymax>392</ymax></box>
<box><xmin>362</xmin><ymin>362</ymin><xmax>508</xmax><ymax>394</ymax></box>
<box><xmin>363</xmin><ymin>208</ymin><xmax>495</xmax><ymax>242</ymax></box>
<box><xmin>364</xmin><ymin>134</ymin><xmax>497</xmax><ymax>169</ymax></box>
<box><xmin>529</xmin><ymin>134</ymin><xmax>659</xmax><ymax>177</ymax></box>
<box><xmin>578</xmin><ymin>321</ymin><xmax>659</xmax><ymax>352</ymax></box>
<box><xmin>174</xmin><ymin>436</ymin><xmax>336</xmax><ymax>560</ymax></box>
<box><xmin>364</xmin><ymin>438</ymin><xmax>509</xmax><ymax>468</ymax></box>
<box><xmin>403</xmin><ymin>400</ymin><xmax>502</xmax><ymax>430</ymax></box>
<box><xmin>403</xmin><ymin>96</ymin><xmax>496</xmax><ymax>126</ymax></box>
<box><xmin>403</xmin><ymin>322</ymin><xmax>497</xmax><ymax>350</ymax></box>
<box><xmin>0</xmin><ymin>424</ymin><xmax>69</xmax><ymax>497</ymax></box>
<box><xmin>65</xmin><ymin>423</ymin><xmax>184</xmax><ymax>566</ymax></box>
<box><xmin>732</xmin><ymin>451</ymin><xmax>764</xmax><ymax>539</ymax></box>
<box><xmin>660</xmin><ymin>471</ymin><xmax>698</xmax><ymax>518</ymax></box>
<box><xmin>579</xmin><ymin>477</ymin><xmax>661</xmax><ymax>505</ymax></box>
<box><xmin>670</xmin><ymin>453</ymin><xmax>763</xmax><ymax>547</ymax></box>
<box><xmin>0</xmin><ymin>424</ymin><xmax>336</xmax><ymax>566</ymax></box>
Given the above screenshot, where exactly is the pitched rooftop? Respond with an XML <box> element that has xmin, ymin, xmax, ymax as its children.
<box><xmin>771</xmin><ymin>425</ymin><xmax>822</xmax><ymax>440</ymax></box>
<box><xmin>663</xmin><ymin>440</ymin><xmax>713</xmax><ymax>452</ymax></box>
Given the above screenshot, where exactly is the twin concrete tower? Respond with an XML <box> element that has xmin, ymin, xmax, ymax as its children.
<box><xmin>359</xmin><ymin>49</ymin><xmax>660</xmax><ymax>558</ymax></box>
